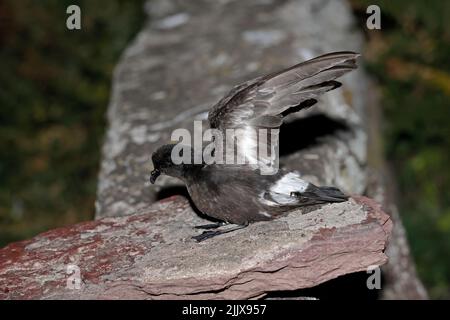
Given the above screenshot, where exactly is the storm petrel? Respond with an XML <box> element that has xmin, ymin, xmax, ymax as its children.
<box><xmin>150</xmin><ymin>52</ymin><xmax>360</xmax><ymax>241</ymax></box>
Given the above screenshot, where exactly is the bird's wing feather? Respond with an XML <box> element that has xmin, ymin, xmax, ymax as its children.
<box><xmin>207</xmin><ymin>52</ymin><xmax>360</xmax><ymax>173</ymax></box>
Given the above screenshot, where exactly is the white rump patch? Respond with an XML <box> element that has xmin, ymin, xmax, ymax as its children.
<box><xmin>268</xmin><ymin>172</ymin><xmax>310</xmax><ymax>205</ymax></box>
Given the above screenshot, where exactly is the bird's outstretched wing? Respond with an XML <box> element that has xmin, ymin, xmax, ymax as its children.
<box><xmin>207</xmin><ymin>51</ymin><xmax>360</xmax><ymax>174</ymax></box>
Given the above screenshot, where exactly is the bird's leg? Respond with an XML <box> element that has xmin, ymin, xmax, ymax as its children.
<box><xmin>194</xmin><ymin>222</ymin><xmax>226</xmax><ymax>230</ymax></box>
<box><xmin>192</xmin><ymin>223</ymin><xmax>248</xmax><ymax>242</ymax></box>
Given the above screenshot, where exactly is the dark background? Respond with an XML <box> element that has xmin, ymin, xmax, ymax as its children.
<box><xmin>0</xmin><ymin>0</ymin><xmax>448</xmax><ymax>298</ymax></box>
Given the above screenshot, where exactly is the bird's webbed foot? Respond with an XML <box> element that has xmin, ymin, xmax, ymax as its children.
<box><xmin>192</xmin><ymin>230</ymin><xmax>222</xmax><ymax>242</ymax></box>
<box><xmin>192</xmin><ymin>223</ymin><xmax>248</xmax><ymax>242</ymax></box>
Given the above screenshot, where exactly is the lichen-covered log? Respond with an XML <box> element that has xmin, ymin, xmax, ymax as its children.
<box><xmin>0</xmin><ymin>196</ymin><xmax>391</xmax><ymax>300</ymax></box>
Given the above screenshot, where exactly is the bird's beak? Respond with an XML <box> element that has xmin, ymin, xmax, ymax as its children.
<box><xmin>150</xmin><ymin>169</ymin><xmax>161</xmax><ymax>184</ymax></box>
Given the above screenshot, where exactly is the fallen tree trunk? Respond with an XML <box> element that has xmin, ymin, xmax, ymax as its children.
<box><xmin>0</xmin><ymin>196</ymin><xmax>391</xmax><ymax>300</ymax></box>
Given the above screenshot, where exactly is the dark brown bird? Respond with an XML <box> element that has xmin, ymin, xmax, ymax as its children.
<box><xmin>150</xmin><ymin>52</ymin><xmax>360</xmax><ymax>241</ymax></box>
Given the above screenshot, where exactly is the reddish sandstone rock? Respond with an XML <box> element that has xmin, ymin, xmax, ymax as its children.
<box><xmin>0</xmin><ymin>196</ymin><xmax>391</xmax><ymax>299</ymax></box>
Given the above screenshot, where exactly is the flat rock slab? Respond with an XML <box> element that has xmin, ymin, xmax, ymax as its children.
<box><xmin>0</xmin><ymin>196</ymin><xmax>391</xmax><ymax>299</ymax></box>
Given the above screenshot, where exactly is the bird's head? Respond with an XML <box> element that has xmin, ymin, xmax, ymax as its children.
<box><xmin>150</xmin><ymin>144</ymin><xmax>177</xmax><ymax>184</ymax></box>
<box><xmin>150</xmin><ymin>144</ymin><xmax>201</xmax><ymax>184</ymax></box>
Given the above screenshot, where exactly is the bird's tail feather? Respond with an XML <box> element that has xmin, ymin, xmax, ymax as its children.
<box><xmin>295</xmin><ymin>185</ymin><xmax>348</xmax><ymax>204</ymax></box>
<box><xmin>314</xmin><ymin>186</ymin><xmax>348</xmax><ymax>202</ymax></box>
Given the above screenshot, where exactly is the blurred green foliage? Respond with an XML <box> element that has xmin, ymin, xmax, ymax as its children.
<box><xmin>0</xmin><ymin>1</ymin><xmax>144</xmax><ymax>244</ymax></box>
<box><xmin>351</xmin><ymin>0</ymin><xmax>450</xmax><ymax>299</ymax></box>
